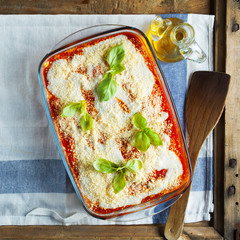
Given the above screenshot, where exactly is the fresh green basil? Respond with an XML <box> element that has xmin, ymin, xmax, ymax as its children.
<box><xmin>133</xmin><ymin>113</ymin><xmax>147</xmax><ymax>129</ymax></box>
<box><xmin>93</xmin><ymin>157</ymin><xmax>143</xmax><ymax>194</ymax></box>
<box><xmin>107</xmin><ymin>44</ymin><xmax>125</xmax><ymax>68</ymax></box>
<box><xmin>110</xmin><ymin>63</ymin><xmax>125</xmax><ymax>75</ymax></box>
<box><xmin>113</xmin><ymin>171</ymin><xmax>126</xmax><ymax>194</ymax></box>
<box><xmin>125</xmin><ymin>159</ymin><xmax>143</xmax><ymax>173</ymax></box>
<box><xmin>134</xmin><ymin>131</ymin><xmax>151</xmax><ymax>152</ymax></box>
<box><xmin>145</xmin><ymin>128</ymin><xmax>163</xmax><ymax>146</ymax></box>
<box><xmin>62</xmin><ymin>100</ymin><xmax>93</xmax><ymax>131</ymax></box>
<box><xmin>61</xmin><ymin>102</ymin><xmax>85</xmax><ymax>117</ymax></box>
<box><xmin>80</xmin><ymin>112</ymin><xmax>93</xmax><ymax>132</ymax></box>
<box><xmin>132</xmin><ymin>112</ymin><xmax>163</xmax><ymax>152</ymax></box>
<box><xmin>97</xmin><ymin>44</ymin><xmax>125</xmax><ymax>102</ymax></box>
<box><xmin>97</xmin><ymin>72</ymin><xmax>117</xmax><ymax>102</ymax></box>
<box><xmin>93</xmin><ymin>158</ymin><xmax>119</xmax><ymax>173</ymax></box>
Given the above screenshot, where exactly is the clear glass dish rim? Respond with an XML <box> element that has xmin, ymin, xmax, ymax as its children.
<box><xmin>38</xmin><ymin>24</ymin><xmax>192</xmax><ymax>221</ymax></box>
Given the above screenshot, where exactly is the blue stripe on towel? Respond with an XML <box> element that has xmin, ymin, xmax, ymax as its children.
<box><xmin>153</xmin><ymin>14</ymin><xmax>189</xmax><ymax>224</ymax></box>
<box><xmin>0</xmin><ymin>160</ymin><xmax>75</xmax><ymax>194</ymax></box>
<box><xmin>0</xmin><ymin>156</ymin><xmax>212</xmax><ymax>194</ymax></box>
<box><xmin>158</xmin><ymin>60</ymin><xmax>187</xmax><ymax>129</ymax></box>
<box><xmin>157</xmin><ymin>14</ymin><xmax>188</xmax><ymax>129</ymax></box>
<box><xmin>191</xmin><ymin>157</ymin><xmax>213</xmax><ymax>191</ymax></box>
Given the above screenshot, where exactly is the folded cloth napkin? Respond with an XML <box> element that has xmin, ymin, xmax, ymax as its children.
<box><xmin>0</xmin><ymin>14</ymin><xmax>214</xmax><ymax>225</ymax></box>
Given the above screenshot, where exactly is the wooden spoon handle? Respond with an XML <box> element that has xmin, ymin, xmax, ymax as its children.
<box><xmin>164</xmin><ymin>123</ymin><xmax>200</xmax><ymax>240</ymax></box>
<box><xmin>164</xmin><ymin>71</ymin><xmax>230</xmax><ymax>240</ymax></box>
<box><xmin>164</xmin><ymin>185</ymin><xmax>192</xmax><ymax>240</ymax></box>
<box><xmin>164</xmin><ymin>133</ymin><xmax>200</xmax><ymax>240</ymax></box>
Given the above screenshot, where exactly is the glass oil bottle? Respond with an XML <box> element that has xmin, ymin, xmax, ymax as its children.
<box><xmin>149</xmin><ymin>16</ymin><xmax>207</xmax><ymax>63</ymax></box>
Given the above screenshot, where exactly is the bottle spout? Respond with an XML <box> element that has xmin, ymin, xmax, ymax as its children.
<box><xmin>150</xmin><ymin>16</ymin><xmax>172</xmax><ymax>41</ymax></box>
<box><xmin>170</xmin><ymin>23</ymin><xmax>207</xmax><ymax>63</ymax></box>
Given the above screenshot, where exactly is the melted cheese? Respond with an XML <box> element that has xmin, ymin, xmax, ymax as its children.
<box><xmin>47</xmin><ymin>35</ymin><xmax>183</xmax><ymax>210</ymax></box>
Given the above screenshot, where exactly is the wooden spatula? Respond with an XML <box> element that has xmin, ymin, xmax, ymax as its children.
<box><xmin>164</xmin><ymin>71</ymin><xmax>230</xmax><ymax>240</ymax></box>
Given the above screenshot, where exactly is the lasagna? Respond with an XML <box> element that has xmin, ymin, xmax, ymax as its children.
<box><xmin>43</xmin><ymin>33</ymin><xmax>189</xmax><ymax>214</ymax></box>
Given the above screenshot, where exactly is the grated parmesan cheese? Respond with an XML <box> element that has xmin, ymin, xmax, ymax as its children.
<box><xmin>46</xmin><ymin>34</ymin><xmax>183</xmax><ymax>210</ymax></box>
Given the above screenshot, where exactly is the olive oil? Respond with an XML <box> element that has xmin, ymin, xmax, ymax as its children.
<box><xmin>149</xmin><ymin>16</ymin><xmax>207</xmax><ymax>63</ymax></box>
<box><xmin>150</xmin><ymin>17</ymin><xmax>184</xmax><ymax>63</ymax></box>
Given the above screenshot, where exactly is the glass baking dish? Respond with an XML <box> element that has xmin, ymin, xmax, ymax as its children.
<box><xmin>38</xmin><ymin>24</ymin><xmax>192</xmax><ymax>221</ymax></box>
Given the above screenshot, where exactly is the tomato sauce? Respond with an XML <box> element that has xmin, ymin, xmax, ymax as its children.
<box><xmin>43</xmin><ymin>32</ymin><xmax>190</xmax><ymax>215</ymax></box>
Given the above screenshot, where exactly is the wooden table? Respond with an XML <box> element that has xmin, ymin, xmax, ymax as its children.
<box><xmin>0</xmin><ymin>0</ymin><xmax>239</xmax><ymax>239</ymax></box>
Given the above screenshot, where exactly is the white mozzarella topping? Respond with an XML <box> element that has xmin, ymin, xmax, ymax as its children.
<box><xmin>47</xmin><ymin>35</ymin><xmax>183</xmax><ymax>209</ymax></box>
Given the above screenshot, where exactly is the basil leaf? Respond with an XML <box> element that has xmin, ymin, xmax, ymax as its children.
<box><xmin>145</xmin><ymin>128</ymin><xmax>163</xmax><ymax>146</ymax></box>
<box><xmin>125</xmin><ymin>159</ymin><xmax>143</xmax><ymax>173</ymax></box>
<box><xmin>111</xmin><ymin>63</ymin><xmax>125</xmax><ymax>75</ymax></box>
<box><xmin>97</xmin><ymin>45</ymin><xmax>125</xmax><ymax>102</ymax></box>
<box><xmin>134</xmin><ymin>131</ymin><xmax>150</xmax><ymax>152</ymax></box>
<box><xmin>93</xmin><ymin>158</ymin><xmax>119</xmax><ymax>173</ymax></box>
<box><xmin>107</xmin><ymin>44</ymin><xmax>125</xmax><ymax>68</ymax></box>
<box><xmin>133</xmin><ymin>113</ymin><xmax>147</xmax><ymax>129</ymax></box>
<box><xmin>80</xmin><ymin>112</ymin><xmax>93</xmax><ymax>131</ymax></box>
<box><xmin>97</xmin><ymin>72</ymin><xmax>118</xmax><ymax>102</ymax></box>
<box><xmin>113</xmin><ymin>171</ymin><xmax>126</xmax><ymax>194</ymax></box>
<box><xmin>61</xmin><ymin>102</ymin><xmax>85</xmax><ymax>117</ymax></box>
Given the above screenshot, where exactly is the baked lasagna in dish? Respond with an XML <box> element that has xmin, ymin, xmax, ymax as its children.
<box><xmin>41</xmin><ymin>30</ymin><xmax>191</xmax><ymax>217</ymax></box>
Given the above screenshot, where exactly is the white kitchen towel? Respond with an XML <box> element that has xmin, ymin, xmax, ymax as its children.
<box><xmin>0</xmin><ymin>14</ymin><xmax>214</xmax><ymax>225</ymax></box>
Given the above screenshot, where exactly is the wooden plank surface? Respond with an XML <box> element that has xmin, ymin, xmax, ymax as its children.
<box><xmin>225</xmin><ymin>0</ymin><xmax>240</xmax><ymax>239</ymax></box>
<box><xmin>0</xmin><ymin>0</ymin><xmax>211</xmax><ymax>14</ymax></box>
<box><xmin>0</xmin><ymin>222</ymin><xmax>223</xmax><ymax>240</ymax></box>
<box><xmin>0</xmin><ymin>0</ymin><xmax>227</xmax><ymax>239</ymax></box>
<box><xmin>213</xmin><ymin>0</ymin><xmax>226</xmax><ymax>236</ymax></box>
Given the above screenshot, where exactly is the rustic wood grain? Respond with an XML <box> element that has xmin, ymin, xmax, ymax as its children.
<box><xmin>213</xmin><ymin>0</ymin><xmax>226</xmax><ymax>236</ymax></box>
<box><xmin>0</xmin><ymin>0</ymin><xmax>211</xmax><ymax>14</ymax></box>
<box><xmin>225</xmin><ymin>0</ymin><xmax>240</xmax><ymax>239</ymax></box>
<box><xmin>183</xmin><ymin>226</ymin><xmax>224</xmax><ymax>240</ymax></box>
<box><xmin>0</xmin><ymin>225</ymin><xmax>163</xmax><ymax>239</ymax></box>
<box><xmin>0</xmin><ymin>0</ymin><xmax>227</xmax><ymax>239</ymax></box>
<box><xmin>0</xmin><ymin>222</ymin><xmax>223</xmax><ymax>240</ymax></box>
